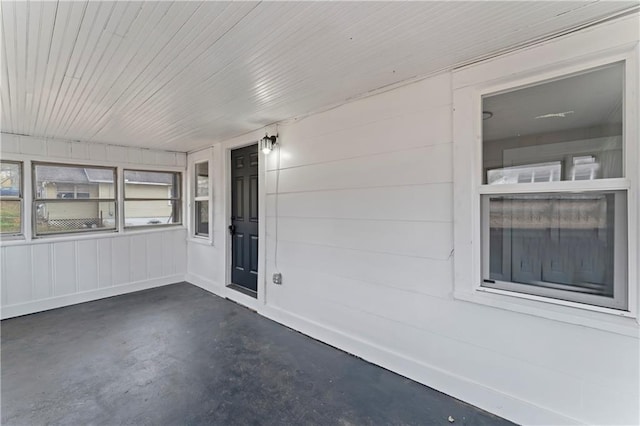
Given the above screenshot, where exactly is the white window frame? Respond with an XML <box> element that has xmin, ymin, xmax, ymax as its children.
<box><xmin>452</xmin><ymin>18</ymin><xmax>639</xmax><ymax>332</ymax></box>
<box><xmin>122</xmin><ymin>169</ymin><xmax>182</xmax><ymax>229</ymax></box>
<box><xmin>0</xmin><ymin>160</ymin><xmax>24</xmax><ymax>238</ymax></box>
<box><xmin>32</xmin><ymin>162</ymin><xmax>118</xmax><ymax>237</ymax></box>
<box><xmin>193</xmin><ymin>160</ymin><xmax>211</xmax><ymax>238</ymax></box>
<box><xmin>187</xmin><ymin>148</ymin><xmax>213</xmax><ymax>244</ymax></box>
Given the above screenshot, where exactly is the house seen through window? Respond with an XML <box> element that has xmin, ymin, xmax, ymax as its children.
<box><xmin>33</xmin><ymin>163</ymin><xmax>117</xmax><ymax>236</ymax></box>
<box><xmin>124</xmin><ymin>170</ymin><xmax>181</xmax><ymax>227</ymax></box>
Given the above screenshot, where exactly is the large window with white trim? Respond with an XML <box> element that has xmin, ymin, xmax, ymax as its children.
<box><xmin>33</xmin><ymin>163</ymin><xmax>117</xmax><ymax>236</ymax></box>
<box><xmin>480</xmin><ymin>61</ymin><xmax>628</xmax><ymax>310</ymax></box>
<box><xmin>123</xmin><ymin>170</ymin><xmax>181</xmax><ymax>227</ymax></box>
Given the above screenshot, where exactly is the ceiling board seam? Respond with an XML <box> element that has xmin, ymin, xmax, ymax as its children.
<box><xmin>84</xmin><ymin>1</ymin><xmax>209</xmax><ymax>141</ymax></box>
<box><xmin>51</xmin><ymin>2</ymin><xmax>114</xmax><ymax>136</ymax></box>
<box><xmin>42</xmin><ymin>1</ymin><xmax>89</xmax><ymax>138</ymax></box>
<box><xmin>54</xmin><ymin>2</ymin><xmax>120</xmax><ymax>137</ymax></box>
<box><xmin>92</xmin><ymin>1</ymin><xmax>261</xmax><ymax>140</ymax></box>
<box><xmin>1</xmin><ymin>3</ymin><xmax>14</xmax><ymax>132</ymax></box>
<box><xmin>38</xmin><ymin>2</ymin><xmax>78</xmax><ymax>138</ymax></box>
<box><xmin>75</xmin><ymin>1</ymin><xmax>174</xmax><ymax>135</ymax></box>
<box><xmin>31</xmin><ymin>0</ymin><xmax>59</xmax><ymax>135</ymax></box>
<box><xmin>69</xmin><ymin>2</ymin><xmax>142</xmax><ymax>140</ymax></box>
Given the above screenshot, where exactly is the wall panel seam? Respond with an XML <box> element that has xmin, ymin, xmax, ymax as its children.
<box><xmin>267</xmin><ymin>141</ymin><xmax>453</xmax><ymax>172</ymax></box>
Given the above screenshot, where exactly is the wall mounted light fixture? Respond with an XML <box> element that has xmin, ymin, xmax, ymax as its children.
<box><xmin>260</xmin><ymin>134</ymin><xmax>278</xmax><ymax>154</ymax></box>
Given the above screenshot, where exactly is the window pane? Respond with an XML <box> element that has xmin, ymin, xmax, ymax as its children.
<box><xmin>195</xmin><ymin>162</ymin><xmax>208</xmax><ymax>197</ymax></box>
<box><xmin>482</xmin><ymin>191</ymin><xmax>625</xmax><ymax>305</ymax></box>
<box><xmin>482</xmin><ymin>62</ymin><xmax>623</xmax><ymax>184</ymax></box>
<box><xmin>195</xmin><ymin>200</ymin><xmax>209</xmax><ymax>236</ymax></box>
<box><xmin>0</xmin><ymin>162</ymin><xmax>21</xmax><ymax>196</ymax></box>
<box><xmin>35</xmin><ymin>165</ymin><xmax>114</xmax><ymax>199</ymax></box>
<box><xmin>0</xmin><ymin>200</ymin><xmax>21</xmax><ymax>234</ymax></box>
<box><xmin>35</xmin><ymin>201</ymin><xmax>116</xmax><ymax>234</ymax></box>
<box><xmin>125</xmin><ymin>200</ymin><xmax>180</xmax><ymax>226</ymax></box>
<box><xmin>124</xmin><ymin>170</ymin><xmax>180</xmax><ymax>199</ymax></box>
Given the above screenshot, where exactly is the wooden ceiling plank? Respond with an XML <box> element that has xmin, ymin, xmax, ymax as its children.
<box><xmin>53</xmin><ymin>1</ymin><xmax>129</xmax><ymax>138</ymax></box>
<box><xmin>82</xmin><ymin>1</ymin><xmax>213</xmax><ymax>142</ymax></box>
<box><xmin>13</xmin><ymin>0</ymin><xmax>29</xmax><ymax>135</ymax></box>
<box><xmin>68</xmin><ymin>1</ymin><xmax>145</xmax><ymax>141</ymax></box>
<box><xmin>49</xmin><ymin>1</ymin><xmax>115</xmax><ymax>137</ymax></box>
<box><xmin>41</xmin><ymin>1</ymin><xmax>90</xmax><ymax>138</ymax></box>
<box><xmin>47</xmin><ymin>1</ymin><xmax>106</xmax><ymax>136</ymax></box>
<box><xmin>1</xmin><ymin>0</ymin><xmax>18</xmax><ymax>133</ymax></box>
<box><xmin>97</xmin><ymin>2</ymin><xmax>258</xmax><ymax>136</ymax></box>
<box><xmin>73</xmin><ymin>1</ymin><xmax>177</xmax><ymax>143</ymax></box>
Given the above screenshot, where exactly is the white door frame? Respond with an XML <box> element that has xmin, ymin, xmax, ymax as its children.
<box><xmin>221</xmin><ymin>132</ymin><xmax>269</xmax><ymax>310</ymax></box>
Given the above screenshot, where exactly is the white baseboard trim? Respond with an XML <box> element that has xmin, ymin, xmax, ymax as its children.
<box><xmin>184</xmin><ymin>272</ymin><xmax>223</xmax><ymax>294</ymax></box>
<box><xmin>182</xmin><ymin>275</ymin><xmax>582</xmax><ymax>425</ymax></box>
<box><xmin>185</xmin><ymin>272</ymin><xmax>261</xmax><ymax>311</ymax></box>
<box><xmin>1</xmin><ymin>275</ymin><xmax>184</xmax><ymax>320</ymax></box>
<box><xmin>257</xmin><ymin>304</ymin><xmax>583</xmax><ymax>426</ymax></box>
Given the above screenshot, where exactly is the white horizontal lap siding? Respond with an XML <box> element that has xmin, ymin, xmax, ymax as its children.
<box><xmin>0</xmin><ymin>134</ymin><xmax>188</xmax><ymax>318</ymax></box>
<box><xmin>259</xmin><ymin>55</ymin><xmax>638</xmax><ymax>425</ymax></box>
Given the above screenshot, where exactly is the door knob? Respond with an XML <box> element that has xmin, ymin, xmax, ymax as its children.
<box><xmin>228</xmin><ymin>225</ymin><xmax>236</xmax><ymax>236</ymax></box>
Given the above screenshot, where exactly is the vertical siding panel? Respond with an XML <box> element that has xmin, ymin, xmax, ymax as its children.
<box><xmin>174</xmin><ymin>230</ymin><xmax>186</xmax><ymax>275</ymax></box>
<box><xmin>1</xmin><ymin>248</ymin><xmax>6</xmax><ymax>304</ymax></box>
<box><xmin>88</xmin><ymin>143</ymin><xmax>107</xmax><ymax>162</ymax></box>
<box><xmin>141</xmin><ymin>149</ymin><xmax>157</xmax><ymax>165</ymax></box>
<box><xmin>176</xmin><ymin>153</ymin><xmax>187</xmax><ymax>167</ymax></box>
<box><xmin>77</xmin><ymin>240</ymin><xmax>99</xmax><ymax>292</ymax></box>
<box><xmin>4</xmin><ymin>246</ymin><xmax>32</xmax><ymax>304</ymax></box>
<box><xmin>32</xmin><ymin>244</ymin><xmax>52</xmax><ymax>299</ymax></box>
<box><xmin>107</xmin><ymin>146</ymin><xmax>127</xmax><ymax>163</ymax></box>
<box><xmin>127</xmin><ymin>147</ymin><xmax>143</xmax><ymax>165</ymax></box>
<box><xmin>0</xmin><ymin>133</ymin><xmax>19</xmax><ymax>153</ymax></box>
<box><xmin>53</xmin><ymin>242</ymin><xmax>76</xmax><ymax>296</ymax></box>
<box><xmin>19</xmin><ymin>137</ymin><xmax>45</xmax><ymax>155</ymax></box>
<box><xmin>146</xmin><ymin>232</ymin><xmax>163</xmax><ymax>279</ymax></box>
<box><xmin>47</xmin><ymin>139</ymin><xmax>71</xmax><ymax>158</ymax></box>
<box><xmin>130</xmin><ymin>235</ymin><xmax>147</xmax><ymax>282</ymax></box>
<box><xmin>162</xmin><ymin>231</ymin><xmax>174</xmax><ymax>276</ymax></box>
<box><xmin>112</xmin><ymin>236</ymin><xmax>130</xmax><ymax>285</ymax></box>
<box><xmin>156</xmin><ymin>151</ymin><xmax>176</xmax><ymax>167</ymax></box>
<box><xmin>97</xmin><ymin>238</ymin><xmax>113</xmax><ymax>287</ymax></box>
<box><xmin>71</xmin><ymin>141</ymin><xmax>89</xmax><ymax>160</ymax></box>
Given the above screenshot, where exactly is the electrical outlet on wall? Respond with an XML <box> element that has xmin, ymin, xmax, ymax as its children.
<box><xmin>272</xmin><ymin>273</ymin><xmax>282</xmax><ymax>285</ymax></box>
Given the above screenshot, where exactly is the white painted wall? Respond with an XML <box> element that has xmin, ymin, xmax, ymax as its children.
<box><xmin>0</xmin><ymin>133</ymin><xmax>188</xmax><ymax>319</ymax></box>
<box><xmin>187</xmin><ymin>17</ymin><xmax>640</xmax><ymax>426</ymax></box>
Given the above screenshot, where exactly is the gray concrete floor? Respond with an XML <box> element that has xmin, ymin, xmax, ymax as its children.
<box><xmin>2</xmin><ymin>282</ymin><xmax>514</xmax><ymax>425</ymax></box>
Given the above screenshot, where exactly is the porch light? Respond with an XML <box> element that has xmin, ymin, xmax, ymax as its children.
<box><xmin>260</xmin><ymin>134</ymin><xmax>278</xmax><ymax>154</ymax></box>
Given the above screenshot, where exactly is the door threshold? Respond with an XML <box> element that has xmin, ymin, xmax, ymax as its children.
<box><xmin>227</xmin><ymin>283</ymin><xmax>257</xmax><ymax>299</ymax></box>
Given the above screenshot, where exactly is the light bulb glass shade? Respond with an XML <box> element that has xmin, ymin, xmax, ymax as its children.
<box><xmin>260</xmin><ymin>136</ymin><xmax>276</xmax><ymax>154</ymax></box>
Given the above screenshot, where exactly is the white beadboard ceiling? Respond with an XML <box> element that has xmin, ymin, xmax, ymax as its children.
<box><xmin>1</xmin><ymin>1</ymin><xmax>638</xmax><ymax>153</ymax></box>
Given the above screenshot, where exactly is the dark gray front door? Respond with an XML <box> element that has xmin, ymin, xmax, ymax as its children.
<box><xmin>230</xmin><ymin>144</ymin><xmax>259</xmax><ymax>292</ymax></box>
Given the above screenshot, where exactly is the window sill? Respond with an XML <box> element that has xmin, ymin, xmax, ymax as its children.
<box><xmin>188</xmin><ymin>236</ymin><xmax>214</xmax><ymax>246</ymax></box>
<box><xmin>0</xmin><ymin>226</ymin><xmax>187</xmax><ymax>247</ymax></box>
<box><xmin>453</xmin><ymin>288</ymin><xmax>640</xmax><ymax>338</ymax></box>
